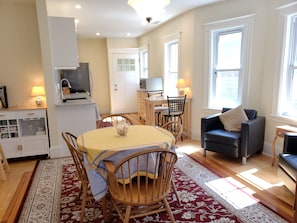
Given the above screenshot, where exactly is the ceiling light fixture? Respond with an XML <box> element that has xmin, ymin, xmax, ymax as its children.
<box><xmin>127</xmin><ymin>0</ymin><xmax>170</xmax><ymax>23</ymax></box>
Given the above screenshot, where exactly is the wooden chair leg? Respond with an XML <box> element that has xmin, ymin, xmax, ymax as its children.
<box><xmin>0</xmin><ymin>163</ymin><xmax>6</xmax><ymax>181</ymax></box>
<box><xmin>102</xmin><ymin>195</ymin><xmax>108</xmax><ymax>222</ymax></box>
<box><xmin>171</xmin><ymin>180</ymin><xmax>181</xmax><ymax>205</ymax></box>
<box><xmin>163</xmin><ymin>198</ymin><xmax>176</xmax><ymax>223</ymax></box>
<box><xmin>171</xmin><ymin>180</ymin><xmax>181</xmax><ymax>204</ymax></box>
<box><xmin>124</xmin><ymin>205</ymin><xmax>132</xmax><ymax>223</ymax></box>
<box><xmin>0</xmin><ymin>144</ymin><xmax>10</xmax><ymax>176</ymax></box>
<box><xmin>80</xmin><ymin>182</ymin><xmax>88</xmax><ymax>223</ymax></box>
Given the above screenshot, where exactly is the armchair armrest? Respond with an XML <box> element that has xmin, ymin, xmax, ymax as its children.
<box><xmin>284</xmin><ymin>132</ymin><xmax>297</xmax><ymax>154</ymax></box>
<box><xmin>241</xmin><ymin>116</ymin><xmax>265</xmax><ymax>157</ymax></box>
<box><xmin>201</xmin><ymin>113</ymin><xmax>222</xmax><ymax>148</ymax></box>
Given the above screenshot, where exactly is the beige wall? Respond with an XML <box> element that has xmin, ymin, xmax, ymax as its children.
<box><xmin>77</xmin><ymin>38</ymin><xmax>110</xmax><ymax>114</ymax></box>
<box><xmin>0</xmin><ymin>1</ymin><xmax>44</xmax><ymax>108</ymax></box>
<box><xmin>76</xmin><ymin>38</ymin><xmax>139</xmax><ymax>114</ymax></box>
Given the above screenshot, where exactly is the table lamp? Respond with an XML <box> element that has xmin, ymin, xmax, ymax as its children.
<box><xmin>31</xmin><ymin>86</ymin><xmax>46</xmax><ymax>106</ymax></box>
<box><xmin>176</xmin><ymin>78</ymin><xmax>186</xmax><ymax>96</ymax></box>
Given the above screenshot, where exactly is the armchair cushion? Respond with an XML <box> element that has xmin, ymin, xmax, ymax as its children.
<box><xmin>219</xmin><ymin>105</ymin><xmax>248</xmax><ymax>132</ymax></box>
<box><xmin>279</xmin><ymin>153</ymin><xmax>297</xmax><ymax>182</ymax></box>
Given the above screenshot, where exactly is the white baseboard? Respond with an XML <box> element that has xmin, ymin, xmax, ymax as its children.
<box><xmin>49</xmin><ymin>145</ymin><xmax>70</xmax><ymax>158</ymax></box>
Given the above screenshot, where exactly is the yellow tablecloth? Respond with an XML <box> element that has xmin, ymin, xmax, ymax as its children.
<box><xmin>77</xmin><ymin>125</ymin><xmax>175</xmax><ymax>164</ymax></box>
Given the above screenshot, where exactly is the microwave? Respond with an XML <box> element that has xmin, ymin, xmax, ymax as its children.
<box><xmin>139</xmin><ymin>77</ymin><xmax>163</xmax><ymax>91</ymax></box>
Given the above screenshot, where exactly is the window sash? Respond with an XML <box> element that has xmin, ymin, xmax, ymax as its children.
<box><xmin>140</xmin><ymin>49</ymin><xmax>148</xmax><ymax>78</ymax></box>
<box><xmin>281</xmin><ymin>15</ymin><xmax>297</xmax><ymax>116</ymax></box>
<box><xmin>211</xmin><ymin>29</ymin><xmax>243</xmax><ymax>107</ymax></box>
<box><xmin>164</xmin><ymin>38</ymin><xmax>179</xmax><ymax>96</ymax></box>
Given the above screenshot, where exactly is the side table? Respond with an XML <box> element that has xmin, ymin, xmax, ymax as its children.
<box><xmin>271</xmin><ymin>125</ymin><xmax>297</xmax><ymax>166</ymax></box>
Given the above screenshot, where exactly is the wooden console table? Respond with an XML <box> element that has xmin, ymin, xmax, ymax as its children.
<box><xmin>144</xmin><ymin>96</ymin><xmax>191</xmax><ymax>137</ymax></box>
<box><xmin>271</xmin><ymin>125</ymin><xmax>297</xmax><ymax>166</ymax></box>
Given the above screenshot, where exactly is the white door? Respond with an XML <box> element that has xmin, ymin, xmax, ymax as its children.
<box><xmin>109</xmin><ymin>49</ymin><xmax>139</xmax><ymax>114</ymax></box>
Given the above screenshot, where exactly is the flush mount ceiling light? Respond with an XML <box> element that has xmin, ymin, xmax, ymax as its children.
<box><xmin>128</xmin><ymin>0</ymin><xmax>170</xmax><ymax>23</ymax></box>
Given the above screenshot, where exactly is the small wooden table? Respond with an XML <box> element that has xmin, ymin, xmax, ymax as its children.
<box><xmin>271</xmin><ymin>125</ymin><xmax>297</xmax><ymax>166</ymax></box>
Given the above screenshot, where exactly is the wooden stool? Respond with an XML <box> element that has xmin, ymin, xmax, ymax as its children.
<box><xmin>0</xmin><ymin>144</ymin><xmax>10</xmax><ymax>181</ymax></box>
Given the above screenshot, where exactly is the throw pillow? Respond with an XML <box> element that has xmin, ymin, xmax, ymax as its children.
<box><xmin>219</xmin><ymin>105</ymin><xmax>248</xmax><ymax>132</ymax></box>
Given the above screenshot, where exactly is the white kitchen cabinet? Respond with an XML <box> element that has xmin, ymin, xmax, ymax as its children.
<box><xmin>0</xmin><ymin>108</ymin><xmax>49</xmax><ymax>159</ymax></box>
<box><xmin>48</xmin><ymin>16</ymin><xmax>79</xmax><ymax>68</ymax></box>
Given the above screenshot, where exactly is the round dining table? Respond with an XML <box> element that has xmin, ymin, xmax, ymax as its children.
<box><xmin>76</xmin><ymin>125</ymin><xmax>175</xmax><ymax>200</ymax></box>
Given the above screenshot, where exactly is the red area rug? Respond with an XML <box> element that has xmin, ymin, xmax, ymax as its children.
<box><xmin>18</xmin><ymin>154</ymin><xmax>287</xmax><ymax>223</ymax></box>
<box><xmin>60</xmin><ymin>163</ymin><xmax>241</xmax><ymax>223</ymax></box>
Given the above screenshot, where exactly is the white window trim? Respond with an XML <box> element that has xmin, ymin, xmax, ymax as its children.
<box><xmin>273</xmin><ymin>3</ymin><xmax>297</xmax><ymax>125</ymax></box>
<box><xmin>139</xmin><ymin>44</ymin><xmax>149</xmax><ymax>78</ymax></box>
<box><xmin>163</xmin><ymin>32</ymin><xmax>181</xmax><ymax>95</ymax></box>
<box><xmin>204</xmin><ymin>14</ymin><xmax>254</xmax><ymax>109</ymax></box>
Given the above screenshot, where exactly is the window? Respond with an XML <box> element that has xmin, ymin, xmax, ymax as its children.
<box><xmin>139</xmin><ymin>46</ymin><xmax>148</xmax><ymax>78</ymax></box>
<box><xmin>278</xmin><ymin>13</ymin><xmax>297</xmax><ymax>117</ymax></box>
<box><xmin>213</xmin><ymin>29</ymin><xmax>243</xmax><ymax>106</ymax></box>
<box><xmin>205</xmin><ymin>15</ymin><xmax>253</xmax><ymax>109</ymax></box>
<box><xmin>164</xmin><ymin>34</ymin><xmax>180</xmax><ymax>96</ymax></box>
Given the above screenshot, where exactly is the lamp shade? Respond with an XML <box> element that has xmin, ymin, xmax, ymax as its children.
<box><xmin>31</xmin><ymin>86</ymin><xmax>45</xmax><ymax>97</ymax></box>
<box><xmin>128</xmin><ymin>0</ymin><xmax>170</xmax><ymax>21</ymax></box>
<box><xmin>176</xmin><ymin>79</ymin><xmax>186</xmax><ymax>88</ymax></box>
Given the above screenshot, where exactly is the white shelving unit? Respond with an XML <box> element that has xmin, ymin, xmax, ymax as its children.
<box><xmin>0</xmin><ymin>108</ymin><xmax>49</xmax><ymax>159</ymax></box>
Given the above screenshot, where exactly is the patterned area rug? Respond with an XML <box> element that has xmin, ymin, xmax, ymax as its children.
<box><xmin>18</xmin><ymin>152</ymin><xmax>288</xmax><ymax>223</ymax></box>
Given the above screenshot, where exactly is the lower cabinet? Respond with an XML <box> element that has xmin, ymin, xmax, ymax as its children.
<box><xmin>0</xmin><ymin>108</ymin><xmax>49</xmax><ymax>159</ymax></box>
<box><xmin>137</xmin><ymin>90</ymin><xmax>163</xmax><ymax>121</ymax></box>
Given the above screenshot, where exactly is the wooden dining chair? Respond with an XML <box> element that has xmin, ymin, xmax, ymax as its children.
<box><xmin>161</xmin><ymin>95</ymin><xmax>186</xmax><ymax>138</ymax></box>
<box><xmin>97</xmin><ymin>114</ymin><xmax>133</xmax><ymax>128</ymax></box>
<box><xmin>161</xmin><ymin>121</ymin><xmax>183</xmax><ymax>145</ymax></box>
<box><xmin>161</xmin><ymin>120</ymin><xmax>182</xmax><ymax>204</ymax></box>
<box><xmin>61</xmin><ymin>131</ymin><xmax>108</xmax><ymax>223</ymax></box>
<box><xmin>0</xmin><ymin>144</ymin><xmax>10</xmax><ymax>181</ymax></box>
<box><xmin>104</xmin><ymin>146</ymin><xmax>177</xmax><ymax>223</ymax></box>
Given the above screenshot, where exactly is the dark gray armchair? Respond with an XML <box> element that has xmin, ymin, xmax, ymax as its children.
<box><xmin>201</xmin><ymin>108</ymin><xmax>265</xmax><ymax>165</ymax></box>
<box><xmin>278</xmin><ymin>132</ymin><xmax>297</xmax><ymax>194</ymax></box>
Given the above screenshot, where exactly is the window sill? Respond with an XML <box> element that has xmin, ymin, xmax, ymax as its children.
<box><xmin>270</xmin><ymin>114</ymin><xmax>297</xmax><ymax>126</ymax></box>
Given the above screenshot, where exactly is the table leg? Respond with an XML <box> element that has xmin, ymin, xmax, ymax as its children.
<box><xmin>145</xmin><ymin>101</ymin><xmax>155</xmax><ymax>126</ymax></box>
<box><xmin>271</xmin><ymin>135</ymin><xmax>278</xmax><ymax>166</ymax></box>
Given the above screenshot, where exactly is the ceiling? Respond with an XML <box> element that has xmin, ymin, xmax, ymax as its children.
<box><xmin>46</xmin><ymin>0</ymin><xmax>222</xmax><ymax>38</ymax></box>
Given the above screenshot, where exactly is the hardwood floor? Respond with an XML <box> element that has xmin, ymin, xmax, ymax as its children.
<box><xmin>0</xmin><ymin>159</ymin><xmax>37</xmax><ymax>222</ymax></box>
<box><xmin>0</xmin><ymin>113</ymin><xmax>294</xmax><ymax>222</ymax></box>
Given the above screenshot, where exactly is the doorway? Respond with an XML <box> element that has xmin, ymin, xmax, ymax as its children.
<box><xmin>108</xmin><ymin>48</ymin><xmax>140</xmax><ymax>114</ymax></box>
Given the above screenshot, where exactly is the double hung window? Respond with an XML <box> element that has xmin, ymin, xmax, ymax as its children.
<box><xmin>278</xmin><ymin>13</ymin><xmax>297</xmax><ymax>117</ymax></box>
<box><xmin>205</xmin><ymin>16</ymin><xmax>253</xmax><ymax>109</ymax></box>
<box><xmin>212</xmin><ymin>29</ymin><xmax>243</xmax><ymax>107</ymax></box>
<box><xmin>139</xmin><ymin>46</ymin><xmax>148</xmax><ymax>79</ymax></box>
<box><xmin>164</xmin><ymin>34</ymin><xmax>180</xmax><ymax>96</ymax></box>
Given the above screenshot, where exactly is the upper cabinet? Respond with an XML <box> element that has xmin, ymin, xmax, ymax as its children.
<box><xmin>48</xmin><ymin>16</ymin><xmax>79</xmax><ymax>69</ymax></box>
